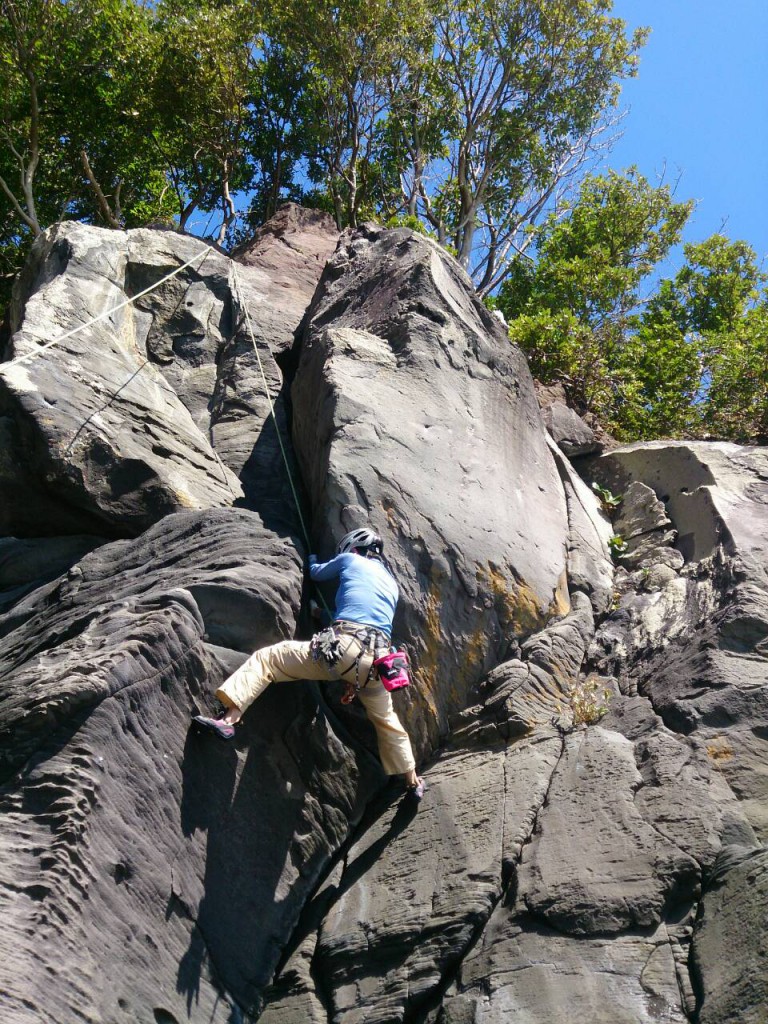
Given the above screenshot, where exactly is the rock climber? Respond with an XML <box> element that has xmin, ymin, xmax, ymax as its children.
<box><xmin>193</xmin><ymin>528</ymin><xmax>425</xmax><ymax>798</ymax></box>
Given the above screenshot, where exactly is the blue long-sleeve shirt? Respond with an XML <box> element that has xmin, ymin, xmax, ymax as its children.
<box><xmin>309</xmin><ymin>552</ymin><xmax>398</xmax><ymax>636</ymax></box>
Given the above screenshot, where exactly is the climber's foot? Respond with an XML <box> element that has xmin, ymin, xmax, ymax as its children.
<box><xmin>407</xmin><ymin>777</ymin><xmax>426</xmax><ymax>801</ymax></box>
<box><xmin>193</xmin><ymin>715</ymin><xmax>235</xmax><ymax>740</ymax></box>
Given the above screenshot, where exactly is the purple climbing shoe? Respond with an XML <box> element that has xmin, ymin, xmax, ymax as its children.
<box><xmin>193</xmin><ymin>715</ymin><xmax>235</xmax><ymax>740</ymax></box>
<box><xmin>408</xmin><ymin>777</ymin><xmax>426</xmax><ymax>801</ymax></box>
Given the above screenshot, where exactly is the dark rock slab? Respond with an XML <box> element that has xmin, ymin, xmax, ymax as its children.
<box><xmin>292</xmin><ymin>225</ymin><xmax>571</xmax><ymax>758</ymax></box>
<box><xmin>233</xmin><ymin>202</ymin><xmax>340</xmax><ymax>356</ymax></box>
<box><xmin>0</xmin><ymin>508</ymin><xmax>302</xmax><ymax>780</ymax></box>
<box><xmin>262</xmin><ymin>595</ymin><xmax>754</xmax><ymax>1024</ymax></box>
<box><xmin>0</xmin><ymin>534</ymin><xmax>105</xmax><ymax>612</ymax></box>
<box><xmin>516</xmin><ymin>726</ymin><xmax>699</xmax><ymax>934</ymax></box>
<box><xmin>264</xmin><ymin>729</ymin><xmax>563</xmax><ymax>1024</ymax></box>
<box><xmin>440</xmin><ymin>915</ymin><xmax>688</xmax><ymax>1024</ymax></box>
<box><xmin>690</xmin><ymin>847</ymin><xmax>768</xmax><ymax>1024</ymax></box>
<box><xmin>0</xmin><ymin>508</ymin><xmax>389</xmax><ymax>1022</ymax></box>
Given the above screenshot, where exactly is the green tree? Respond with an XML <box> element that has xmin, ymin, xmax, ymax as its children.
<box><xmin>241</xmin><ymin>39</ymin><xmax>315</xmax><ymax>227</ymax></box>
<box><xmin>273</xmin><ymin>0</ymin><xmax>433</xmax><ymax>230</ymax></box>
<box><xmin>150</xmin><ymin>0</ymin><xmax>264</xmax><ymax>241</ymax></box>
<box><xmin>702</xmin><ymin>307</ymin><xmax>768</xmax><ymax>441</ymax></box>
<box><xmin>0</xmin><ymin>0</ymin><xmax>173</xmax><ymax>304</ymax></box>
<box><xmin>498</xmin><ymin>168</ymin><xmax>693</xmax><ymax>430</ymax></box>
<box><xmin>643</xmin><ymin>236</ymin><xmax>767</xmax><ymax>441</ymax></box>
<box><xmin>498</xmin><ymin>175</ymin><xmax>768</xmax><ymax>442</ymax></box>
<box><xmin>54</xmin><ymin>0</ymin><xmax>172</xmax><ymax>230</ymax></box>
<box><xmin>393</xmin><ymin>0</ymin><xmax>648</xmax><ymax>293</ymax></box>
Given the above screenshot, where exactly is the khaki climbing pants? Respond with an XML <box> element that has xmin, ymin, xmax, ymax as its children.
<box><xmin>216</xmin><ymin>633</ymin><xmax>416</xmax><ymax>776</ymax></box>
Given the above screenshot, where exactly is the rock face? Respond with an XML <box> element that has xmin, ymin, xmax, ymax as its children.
<box><xmin>1</xmin><ymin>218</ymin><xmax>767</xmax><ymax>1024</ymax></box>
<box><xmin>0</xmin><ymin>204</ymin><xmax>339</xmax><ymax>539</ymax></box>
<box><xmin>292</xmin><ymin>224</ymin><xmax>571</xmax><ymax>753</ymax></box>
<box><xmin>535</xmin><ymin>381</ymin><xmax>607</xmax><ymax>456</ymax></box>
<box><xmin>233</xmin><ymin>203</ymin><xmax>340</xmax><ymax>355</ymax></box>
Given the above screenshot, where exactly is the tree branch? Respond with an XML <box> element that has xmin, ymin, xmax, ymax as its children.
<box><xmin>0</xmin><ymin>171</ymin><xmax>39</xmax><ymax>232</ymax></box>
<box><xmin>80</xmin><ymin>149</ymin><xmax>122</xmax><ymax>229</ymax></box>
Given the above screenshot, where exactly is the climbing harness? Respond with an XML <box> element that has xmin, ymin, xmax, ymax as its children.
<box><xmin>310</xmin><ymin>626</ymin><xmax>345</xmax><ymax>670</ymax></box>
<box><xmin>311</xmin><ymin>619</ymin><xmax>393</xmax><ymax>705</ymax></box>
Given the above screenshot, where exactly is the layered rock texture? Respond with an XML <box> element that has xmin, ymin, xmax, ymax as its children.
<box><xmin>0</xmin><ymin>209</ymin><xmax>765</xmax><ymax>1024</ymax></box>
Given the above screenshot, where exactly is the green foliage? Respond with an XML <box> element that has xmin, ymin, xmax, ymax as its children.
<box><xmin>1</xmin><ymin>0</ymin><xmax>765</xmax><ymax>452</ymax></box>
<box><xmin>701</xmin><ymin>307</ymin><xmax>768</xmax><ymax>441</ymax></box>
<box><xmin>591</xmin><ymin>482</ymin><xmax>621</xmax><ymax>513</ymax></box>
<box><xmin>1</xmin><ymin>0</ymin><xmax>647</xmax><ymax>310</ymax></box>
<box><xmin>385</xmin><ymin>214</ymin><xmax>430</xmax><ymax>235</ymax></box>
<box><xmin>608</xmin><ymin>535</ymin><xmax>628</xmax><ymax>558</ymax></box>
<box><xmin>394</xmin><ymin>0</ymin><xmax>648</xmax><ymax>292</ymax></box>
<box><xmin>499</xmin><ymin>169</ymin><xmax>768</xmax><ymax>443</ymax></box>
<box><xmin>567</xmin><ymin>675</ymin><xmax>612</xmax><ymax>726</ymax></box>
<box><xmin>501</xmin><ymin>168</ymin><xmax>692</xmax><ymax>326</ymax></box>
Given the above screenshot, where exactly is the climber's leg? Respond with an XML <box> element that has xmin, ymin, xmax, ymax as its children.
<box><xmin>357</xmin><ymin>677</ymin><xmax>418</xmax><ymax>777</ymax></box>
<box><xmin>214</xmin><ymin>639</ymin><xmax>337</xmax><ymax>719</ymax></box>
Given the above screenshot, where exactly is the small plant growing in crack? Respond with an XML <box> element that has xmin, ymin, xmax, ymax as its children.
<box><xmin>592</xmin><ymin>481</ymin><xmax>622</xmax><ymax>515</ymax></box>
<box><xmin>567</xmin><ymin>675</ymin><xmax>612</xmax><ymax>727</ymax></box>
<box><xmin>608</xmin><ymin>534</ymin><xmax>629</xmax><ymax>559</ymax></box>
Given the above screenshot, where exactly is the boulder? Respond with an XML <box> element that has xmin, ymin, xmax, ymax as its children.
<box><xmin>233</xmin><ymin>202</ymin><xmax>340</xmax><ymax>355</ymax></box>
<box><xmin>292</xmin><ymin>225</ymin><xmax>571</xmax><ymax>755</ymax></box>
<box><xmin>535</xmin><ymin>380</ymin><xmax>610</xmax><ymax>456</ymax></box>
<box><xmin>1</xmin><ymin>224</ymin><xmax>242</xmax><ymax>537</ymax></box>
<box><xmin>543</xmin><ymin>400</ymin><xmax>598</xmax><ymax>456</ymax></box>
<box><xmin>0</xmin><ymin>208</ymin><xmax>339</xmax><ymax>539</ymax></box>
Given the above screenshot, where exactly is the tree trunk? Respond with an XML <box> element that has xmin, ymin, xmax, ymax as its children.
<box><xmin>81</xmin><ymin>150</ymin><xmax>122</xmax><ymax>230</ymax></box>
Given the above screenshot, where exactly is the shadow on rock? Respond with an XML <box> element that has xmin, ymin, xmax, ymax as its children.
<box><xmin>275</xmin><ymin>782</ymin><xmax>420</xmax><ymax>974</ymax></box>
<box><xmin>177</xmin><ymin>681</ymin><xmax>381</xmax><ymax>1017</ymax></box>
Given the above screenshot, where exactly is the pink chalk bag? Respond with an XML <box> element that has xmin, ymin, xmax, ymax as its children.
<box><xmin>373</xmin><ymin>646</ymin><xmax>412</xmax><ymax>692</ymax></box>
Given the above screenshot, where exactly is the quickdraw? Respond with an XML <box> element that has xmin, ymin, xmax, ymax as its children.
<box><xmin>310</xmin><ymin>626</ymin><xmax>345</xmax><ymax>669</ymax></box>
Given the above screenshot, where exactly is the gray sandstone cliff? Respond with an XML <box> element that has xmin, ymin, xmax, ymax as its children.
<box><xmin>0</xmin><ymin>208</ymin><xmax>765</xmax><ymax>1024</ymax></box>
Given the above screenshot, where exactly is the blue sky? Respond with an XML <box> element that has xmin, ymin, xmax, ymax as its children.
<box><xmin>606</xmin><ymin>0</ymin><xmax>768</xmax><ymax>269</ymax></box>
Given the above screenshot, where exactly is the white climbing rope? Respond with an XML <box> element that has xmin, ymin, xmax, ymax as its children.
<box><xmin>1</xmin><ymin>231</ymin><xmax>319</xmax><ymax>581</ymax></box>
<box><xmin>0</xmin><ymin>243</ymin><xmax>214</xmax><ymax>370</ymax></box>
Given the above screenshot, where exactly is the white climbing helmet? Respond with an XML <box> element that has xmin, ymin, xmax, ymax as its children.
<box><xmin>337</xmin><ymin>528</ymin><xmax>383</xmax><ymax>555</ymax></box>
